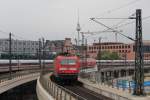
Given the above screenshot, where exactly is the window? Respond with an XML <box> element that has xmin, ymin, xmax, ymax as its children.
<box><xmin>5</xmin><ymin>47</ymin><xmax>8</xmax><ymax>51</ymax></box>
<box><xmin>113</xmin><ymin>46</ymin><xmax>115</xmax><ymax>49</ymax></box>
<box><xmin>19</xmin><ymin>42</ymin><xmax>22</xmax><ymax>45</ymax></box>
<box><xmin>0</xmin><ymin>42</ymin><xmax>2</xmax><ymax>45</ymax></box>
<box><xmin>128</xmin><ymin>45</ymin><xmax>130</xmax><ymax>48</ymax></box>
<box><xmin>5</xmin><ymin>42</ymin><xmax>8</xmax><ymax>45</ymax></box>
<box><xmin>61</xmin><ymin>59</ymin><xmax>76</xmax><ymax>65</ymax></box>
<box><xmin>119</xmin><ymin>46</ymin><xmax>121</xmax><ymax>49</ymax></box>
<box><xmin>89</xmin><ymin>47</ymin><xmax>91</xmax><ymax>50</ymax></box>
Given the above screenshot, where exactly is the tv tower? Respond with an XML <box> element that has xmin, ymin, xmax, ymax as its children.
<box><xmin>76</xmin><ymin>9</ymin><xmax>81</xmax><ymax>45</ymax></box>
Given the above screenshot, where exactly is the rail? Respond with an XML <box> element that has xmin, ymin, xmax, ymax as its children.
<box><xmin>39</xmin><ymin>74</ymin><xmax>87</xmax><ymax>100</ymax></box>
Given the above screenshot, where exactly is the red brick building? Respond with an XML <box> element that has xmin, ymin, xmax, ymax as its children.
<box><xmin>87</xmin><ymin>41</ymin><xmax>150</xmax><ymax>60</ymax></box>
<box><xmin>63</xmin><ymin>38</ymin><xmax>75</xmax><ymax>54</ymax></box>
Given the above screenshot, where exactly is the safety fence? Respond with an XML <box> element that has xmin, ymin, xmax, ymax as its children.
<box><xmin>80</xmin><ymin>79</ymin><xmax>132</xmax><ymax>100</ymax></box>
<box><xmin>39</xmin><ymin>75</ymin><xmax>86</xmax><ymax>100</ymax></box>
<box><xmin>80</xmin><ymin>72</ymin><xmax>150</xmax><ymax>97</ymax></box>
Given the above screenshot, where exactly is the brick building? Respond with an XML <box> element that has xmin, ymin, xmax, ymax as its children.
<box><xmin>87</xmin><ymin>41</ymin><xmax>150</xmax><ymax>60</ymax></box>
<box><xmin>45</xmin><ymin>40</ymin><xmax>64</xmax><ymax>54</ymax></box>
<box><xmin>45</xmin><ymin>38</ymin><xmax>75</xmax><ymax>55</ymax></box>
<box><xmin>63</xmin><ymin>38</ymin><xmax>75</xmax><ymax>54</ymax></box>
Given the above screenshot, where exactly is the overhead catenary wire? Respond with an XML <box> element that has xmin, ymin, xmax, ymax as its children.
<box><xmin>90</xmin><ymin>13</ymin><xmax>136</xmax><ymax>34</ymax></box>
<box><xmin>78</xmin><ymin>0</ymin><xmax>142</xmax><ymax>34</ymax></box>
<box><xmin>90</xmin><ymin>18</ymin><xmax>135</xmax><ymax>41</ymax></box>
<box><xmin>0</xmin><ymin>30</ymin><xmax>9</xmax><ymax>36</ymax></box>
<box><xmin>95</xmin><ymin>0</ymin><xmax>142</xmax><ymax>18</ymax></box>
<box><xmin>117</xmin><ymin>15</ymin><xmax>150</xmax><ymax>28</ymax></box>
<box><xmin>88</xmin><ymin>14</ymin><xmax>150</xmax><ymax>39</ymax></box>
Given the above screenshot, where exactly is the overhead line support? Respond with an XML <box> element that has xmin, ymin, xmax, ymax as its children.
<box><xmin>133</xmin><ymin>9</ymin><xmax>144</xmax><ymax>95</ymax></box>
<box><xmin>9</xmin><ymin>32</ymin><xmax>12</xmax><ymax>79</ymax></box>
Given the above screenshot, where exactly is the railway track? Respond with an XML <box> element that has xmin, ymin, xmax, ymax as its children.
<box><xmin>63</xmin><ymin>83</ymin><xmax>112</xmax><ymax>100</ymax></box>
<box><xmin>51</xmin><ymin>75</ymin><xmax>112</xmax><ymax>100</ymax></box>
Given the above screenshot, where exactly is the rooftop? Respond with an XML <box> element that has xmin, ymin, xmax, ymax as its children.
<box><xmin>93</xmin><ymin>42</ymin><xmax>125</xmax><ymax>46</ymax></box>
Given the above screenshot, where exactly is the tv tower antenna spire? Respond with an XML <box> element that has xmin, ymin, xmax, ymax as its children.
<box><xmin>76</xmin><ymin>9</ymin><xmax>81</xmax><ymax>45</ymax></box>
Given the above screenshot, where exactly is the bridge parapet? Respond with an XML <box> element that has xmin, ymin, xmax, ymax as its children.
<box><xmin>0</xmin><ymin>70</ymin><xmax>40</xmax><ymax>94</ymax></box>
<box><xmin>37</xmin><ymin>74</ymin><xmax>85</xmax><ymax>100</ymax></box>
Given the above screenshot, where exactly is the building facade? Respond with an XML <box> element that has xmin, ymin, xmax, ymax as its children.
<box><xmin>45</xmin><ymin>40</ymin><xmax>64</xmax><ymax>54</ymax></box>
<box><xmin>45</xmin><ymin>38</ymin><xmax>75</xmax><ymax>55</ymax></box>
<box><xmin>63</xmin><ymin>38</ymin><xmax>75</xmax><ymax>54</ymax></box>
<box><xmin>87</xmin><ymin>41</ymin><xmax>150</xmax><ymax>60</ymax></box>
<box><xmin>0</xmin><ymin>39</ymin><xmax>39</xmax><ymax>55</ymax></box>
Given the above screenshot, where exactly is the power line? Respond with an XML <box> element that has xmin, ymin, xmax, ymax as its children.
<box><xmin>95</xmin><ymin>0</ymin><xmax>142</xmax><ymax>17</ymax></box>
<box><xmin>93</xmin><ymin>15</ymin><xmax>150</xmax><ymax>34</ymax></box>
<box><xmin>95</xmin><ymin>13</ymin><xmax>136</xmax><ymax>33</ymax></box>
<box><xmin>117</xmin><ymin>15</ymin><xmax>150</xmax><ymax>28</ymax></box>
<box><xmin>90</xmin><ymin>18</ymin><xmax>135</xmax><ymax>41</ymax></box>
<box><xmin>0</xmin><ymin>30</ymin><xmax>9</xmax><ymax>35</ymax></box>
<box><xmin>0</xmin><ymin>29</ymin><xmax>30</xmax><ymax>40</ymax></box>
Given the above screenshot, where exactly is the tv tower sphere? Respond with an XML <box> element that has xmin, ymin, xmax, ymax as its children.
<box><xmin>76</xmin><ymin>23</ymin><xmax>81</xmax><ymax>32</ymax></box>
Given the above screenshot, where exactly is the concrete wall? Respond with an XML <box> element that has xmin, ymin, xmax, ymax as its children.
<box><xmin>79</xmin><ymin>78</ymin><xmax>131</xmax><ymax>100</ymax></box>
<box><xmin>0</xmin><ymin>73</ymin><xmax>40</xmax><ymax>94</ymax></box>
<box><xmin>36</xmin><ymin>77</ymin><xmax>54</xmax><ymax>100</ymax></box>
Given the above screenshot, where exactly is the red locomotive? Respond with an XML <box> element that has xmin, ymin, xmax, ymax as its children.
<box><xmin>53</xmin><ymin>55</ymin><xmax>80</xmax><ymax>81</ymax></box>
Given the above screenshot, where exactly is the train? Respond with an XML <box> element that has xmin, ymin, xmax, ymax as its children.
<box><xmin>53</xmin><ymin>55</ymin><xmax>80</xmax><ymax>82</ymax></box>
<box><xmin>0</xmin><ymin>60</ymin><xmax>53</xmax><ymax>73</ymax></box>
<box><xmin>81</xmin><ymin>58</ymin><xmax>97</xmax><ymax>68</ymax></box>
<box><xmin>80</xmin><ymin>58</ymin><xmax>98</xmax><ymax>73</ymax></box>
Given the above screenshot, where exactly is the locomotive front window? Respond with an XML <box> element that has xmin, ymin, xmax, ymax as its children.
<box><xmin>61</xmin><ymin>59</ymin><xmax>76</xmax><ymax>65</ymax></box>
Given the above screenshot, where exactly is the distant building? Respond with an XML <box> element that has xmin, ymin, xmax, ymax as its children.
<box><xmin>0</xmin><ymin>39</ymin><xmax>39</xmax><ymax>55</ymax></box>
<box><xmin>63</xmin><ymin>38</ymin><xmax>75</xmax><ymax>54</ymax></box>
<box><xmin>45</xmin><ymin>38</ymin><xmax>75</xmax><ymax>55</ymax></box>
<box><xmin>45</xmin><ymin>40</ymin><xmax>64</xmax><ymax>54</ymax></box>
<box><xmin>87</xmin><ymin>41</ymin><xmax>150</xmax><ymax>60</ymax></box>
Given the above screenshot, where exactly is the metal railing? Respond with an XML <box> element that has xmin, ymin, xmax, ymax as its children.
<box><xmin>80</xmin><ymin>71</ymin><xmax>150</xmax><ymax>97</ymax></box>
<box><xmin>39</xmin><ymin>75</ymin><xmax>86</xmax><ymax>100</ymax></box>
<box><xmin>0</xmin><ymin>69</ymin><xmax>40</xmax><ymax>83</ymax></box>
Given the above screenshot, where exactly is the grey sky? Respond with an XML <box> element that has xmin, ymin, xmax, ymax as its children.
<box><xmin>0</xmin><ymin>0</ymin><xmax>149</xmax><ymax>43</ymax></box>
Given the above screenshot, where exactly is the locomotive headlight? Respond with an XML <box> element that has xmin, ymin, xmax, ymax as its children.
<box><xmin>69</xmin><ymin>68</ymin><xmax>77</xmax><ymax>70</ymax></box>
<box><xmin>59</xmin><ymin>68</ymin><xmax>67</xmax><ymax>70</ymax></box>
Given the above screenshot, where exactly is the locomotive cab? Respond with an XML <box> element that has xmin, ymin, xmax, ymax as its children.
<box><xmin>54</xmin><ymin>55</ymin><xmax>80</xmax><ymax>81</ymax></box>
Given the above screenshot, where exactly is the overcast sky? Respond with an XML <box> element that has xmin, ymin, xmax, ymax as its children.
<box><xmin>0</xmin><ymin>0</ymin><xmax>149</xmax><ymax>43</ymax></box>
